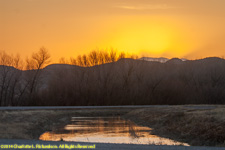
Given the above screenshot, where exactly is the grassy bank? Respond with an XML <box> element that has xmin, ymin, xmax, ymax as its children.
<box><xmin>0</xmin><ymin>108</ymin><xmax>130</xmax><ymax>140</ymax></box>
<box><xmin>124</xmin><ymin>106</ymin><xmax>225</xmax><ymax>147</ymax></box>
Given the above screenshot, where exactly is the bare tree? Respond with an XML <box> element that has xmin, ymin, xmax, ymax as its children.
<box><xmin>76</xmin><ymin>55</ymin><xmax>84</xmax><ymax>66</ymax></box>
<box><xmin>0</xmin><ymin>52</ymin><xmax>23</xmax><ymax>106</ymax></box>
<box><xmin>118</xmin><ymin>52</ymin><xmax>126</xmax><ymax>59</ymax></box>
<box><xmin>70</xmin><ymin>57</ymin><xmax>77</xmax><ymax>65</ymax></box>
<box><xmin>8</xmin><ymin>55</ymin><xmax>23</xmax><ymax>106</ymax></box>
<box><xmin>82</xmin><ymin>54</ymin><xmax>89</xmax><ymax>67</ymax></box>
<box><xmin>89</xmin><ymin>50</ymin><xmax>99</xmax><ymax>66</ymax></box>
<box><xmin>26</xmin><ymin>47</ymin><xmax>51</xmax><ymax>96</ymax></box>
<box><xmin>109</xmin><ymin>49</ymin><xmax>117</xmax><ymax>62</ymax></box>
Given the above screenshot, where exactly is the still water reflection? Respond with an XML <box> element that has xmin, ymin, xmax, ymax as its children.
<box><xmin>40</xmin><ymin>117</ymin><xmax>189</xmax><ymax>146</ymax></box>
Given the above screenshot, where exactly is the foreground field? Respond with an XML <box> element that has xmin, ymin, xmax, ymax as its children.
<box><xmin>0</xmin><ymin>105</ymin><xmax>225</xmax><ymax>147</ymax></box>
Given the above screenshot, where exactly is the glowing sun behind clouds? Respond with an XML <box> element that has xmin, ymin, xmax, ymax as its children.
<box><xmin>96</xmin><ymin>17</ymin><xmax>192</xmax><ymax>58</ymax></box>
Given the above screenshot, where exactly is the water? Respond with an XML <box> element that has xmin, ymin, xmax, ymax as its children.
<box><xmin>39</xmin><ymin>117</ymin><xmax>189</xmax><ymax>146</ymax></box>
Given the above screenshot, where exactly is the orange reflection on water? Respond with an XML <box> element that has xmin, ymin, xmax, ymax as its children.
<box><xmin>39</xmin><ymin>117</ymin><xmax>189</xmax><ymax>146</ymax></box>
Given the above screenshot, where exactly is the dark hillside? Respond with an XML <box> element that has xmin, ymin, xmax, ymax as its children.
<box><xmin>1</xmin><ymin>57</ymin><xmax>225</xmax><ymax>106</ymax></box>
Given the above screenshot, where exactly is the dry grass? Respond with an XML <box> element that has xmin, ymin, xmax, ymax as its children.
<box><xmin>124</xmin><ymin>106</ymin><xmax>225</xmax><ymax>146</ymax></box>
<box><xmin>0</xmin><ymin>108</ymin><xmax>130</xmax><ymax>140</ymax></box>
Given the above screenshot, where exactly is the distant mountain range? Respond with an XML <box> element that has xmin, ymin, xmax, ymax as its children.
<box><xmin>139</xmin><ymin>57</ymin><xmax>188</xmax><ymax>63</ymax></box>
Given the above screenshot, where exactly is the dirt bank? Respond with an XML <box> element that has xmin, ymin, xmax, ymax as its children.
<box><xmin>124</xmin><ymin>105</ymin><xmax>225</xmax><ymax>147</ymax></box>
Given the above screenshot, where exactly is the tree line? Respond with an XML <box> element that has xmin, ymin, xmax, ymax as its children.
<box><xmin>59</xmin><ymin>48</ymin><xmax>138</xmax><ymax>66</ymax></box>
<box><xmin>0</xmin><ymin>47</ymin><xmax>137</xmax><ymax>106</ymax></box>
<box><xmin>0</xmin><ymin>47</ymin><xmax>225</xmax><ymax>106</ymax></box>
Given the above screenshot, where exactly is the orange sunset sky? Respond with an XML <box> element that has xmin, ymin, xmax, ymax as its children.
<box><xmin>1</xmin><ymin>0</ymin><xmax>225</xmax><ymax>62</ymax></box>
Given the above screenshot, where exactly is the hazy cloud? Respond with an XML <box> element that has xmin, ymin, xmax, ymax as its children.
<box><xmin>115</xmin><ymin>4</ymin><xmax>174</xmax><ymax>10</ymax></box>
